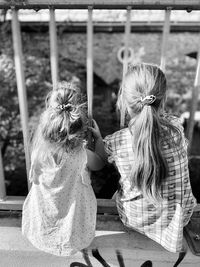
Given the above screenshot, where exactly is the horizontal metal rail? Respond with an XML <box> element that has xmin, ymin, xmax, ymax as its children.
<box><xmin>0</xmin><ymin>197</ymin><xmax>200</xmax><ymax>213</ymax></box>
<box><xmin>8</xmin><ymin>21</ymin><xmax>200</xmax><ymax>34</ymax></box>
<box><xmin>0</xmin><ymin>0</ymin><xmax>200</xmax><ymax>10</ymax></box>
<box><xmin>0</xmin><ymin>197</ymin><xmax>119</xmax><ymax>213</ymax></box>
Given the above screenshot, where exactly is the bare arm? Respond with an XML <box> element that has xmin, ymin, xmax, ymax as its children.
<box><xmin>86</xmin><ymin>120</ymin><xmax>107</xmax><ymax>171</ymax></box>
<box><xmin>86</xmin><ymin>148</ymin><xmax>105</xmax><ymax>171</ymax></box>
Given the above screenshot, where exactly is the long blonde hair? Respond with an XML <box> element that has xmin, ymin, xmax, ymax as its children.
<box><xmin>31</xmin><ymin>82</ymin><xmax>87</xmax><ymax>165</ymax></box>
<box><xmin>117</xmin><ymin>63</ymin><xmax>180</xmax><ymax>202</ymax></box>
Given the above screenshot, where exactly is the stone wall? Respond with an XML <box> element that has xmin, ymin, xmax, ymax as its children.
<box><xmin>59</xmin><ymin>31</ymin><xmax>198</xmax><ymax>95</ymax></box>
<box><xmin>26</xmin><ymin>29</ymin><xmax>200</xmax><ymax>111</ymax></box>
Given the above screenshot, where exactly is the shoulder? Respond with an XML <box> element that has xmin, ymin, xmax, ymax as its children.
<box><xmin>162</xmin><ymin>113</ymin><xmax>184</xmax><ymax>133</ymax></box>
<box><xmin>162</xmin><ymin>113</ymin><xmax>181</xmax><ymax>124</ymax></box>
<box><xmin>161</xmin><ymin>113</ymin><xmax>188</xmax><ymax>148</ymax></box>
<box><xmin>104</xmin><ymin>128</ymin><xmax>130</xmax><ymax>145</ymax></box>
<box><xmin>170</xmin><ymin>115</ymin><xmax>183</xmax><ymax>128</ymax></box>
<box><xmin>104</xmin><ymin>128</ymin><xmax>131</xmax><ymax>155</ymax></box>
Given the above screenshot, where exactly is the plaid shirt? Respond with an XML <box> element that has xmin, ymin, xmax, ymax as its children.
<box><xmin>104</xmin><ymin>116</ymin><xmax>196</xmax><ymax>253</ymax></box>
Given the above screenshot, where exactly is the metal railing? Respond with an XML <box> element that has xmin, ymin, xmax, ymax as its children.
<box><xmin>1</xmin><ymin>1</ymin><xmax>200</xmax><ymax>10</ymax></box>
<box><xmin>0</xmin><ymin>0</ymin><xmax>200</xmax><ymax>212</ymax></box>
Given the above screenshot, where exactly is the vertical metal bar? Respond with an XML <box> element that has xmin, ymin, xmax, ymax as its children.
<box><xmin>0</xmin><ymin>151</ymin><xmax>6</xmax><ymax>201</ymax></box>
<box><xmin>11</xmin><ymin>9</ymin><xmax>31</xmax><ymax>190</ymax></box>
<box><xmin>87</xmin><ymin>6</ymin><xmax>93</xmax><ymax>123</ymax></box>
<box><xmin>121</xmin><ymin>6</ymin><xmax>131</xmax><ymax>128</ymax></box>
<box><xmin>49</xmin><ymin>8</ymin><xmax>58</xmax><ymax>90</ymax></box>
<box><xmin>87</xmin><ymin>6</ymin><xmax>93</xmax><ymax>148</ymax></box>
<box><xmin>186</xmin><ymin>49</ymin><xmax>200</xmax><ymax>149</ymax></box>
<box><xmin>160</xmin><ymin>9</ymin><xmax>171</xmax><ymax>72</ymax></box>
<box><xmin>123</xmin><ymin>6</ymin><xmax>131</xmax><ymax>78</ymax></box>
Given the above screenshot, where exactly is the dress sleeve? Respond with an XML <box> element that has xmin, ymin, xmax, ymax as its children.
<box><xmin>104</xmin><ymin>135</ymin><xmax>115</xmax><ymax>163</ymax></box>
<box><xmin>174</xmin><ymin>116</ymin><xmax>189</xmax><ymax>151</ymax></box>
<box><xmin>29</xmin><ymin>152</ymin><xmax>42</xmax><ymax>183</ymax></box>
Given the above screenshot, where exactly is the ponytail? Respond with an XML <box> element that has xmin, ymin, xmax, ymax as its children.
<box><xmin>129</xmin><ymin>106</ymin><xmax>168</xmax><ymax>202</ymax></box>
<box><xmin>119</xmin><ymin>63</ymin><xmax>172</xmax><ymax>203</ymax></box>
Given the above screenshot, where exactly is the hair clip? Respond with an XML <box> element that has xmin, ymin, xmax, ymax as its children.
<box><xmin>140</xmin><ymin>95</ymin><xmax>156</xmax><ymax>105</ymax></box>
<box><xmin>57</xmin><ymin>103</ymin><xmax>73</xmax><ymax>112</ymax></box>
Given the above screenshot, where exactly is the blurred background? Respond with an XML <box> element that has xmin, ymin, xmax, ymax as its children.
<box><xmin>0</xmin><ymin>9</ymin><xmax>200</xmax><ymax>201</ymax></box>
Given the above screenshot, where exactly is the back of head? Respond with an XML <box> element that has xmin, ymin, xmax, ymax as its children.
<box><xmin>117</xmin><ymin>63</ymin><xmax>169</xmax><ymax>203</ymax></box>
<box><xmin>118</xmin><ymin>63</ymin><xmax>167</xmax><ymax>117</ymax></box>
<box><xmin>31</xmin><ymin>81</ymin><xmax>87</xmax><ymax>164</ymax></box>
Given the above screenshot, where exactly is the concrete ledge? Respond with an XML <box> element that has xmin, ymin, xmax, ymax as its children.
<box><xmin>0</xmin><ymin>214</ymin><xmax>200</xmax><ymax>267</ymax></box>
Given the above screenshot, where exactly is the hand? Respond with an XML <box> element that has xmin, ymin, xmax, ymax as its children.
<box><xmin>88</xmin><ymin>119</ymin><xmax>102</xmax><ymax>140</ymax></box>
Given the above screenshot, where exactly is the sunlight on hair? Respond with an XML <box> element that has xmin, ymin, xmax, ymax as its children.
<box><xmin>118</xmin><ymin>63</ymin><xmax>181</xmax><ymax>203</ymax></box>
<box><xmin>31</xmin><ymin>81</ymin><xmax>87</xmax><ymax>167</ymax></box>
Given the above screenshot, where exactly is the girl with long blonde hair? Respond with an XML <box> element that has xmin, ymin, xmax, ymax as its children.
<box><xmin>22</xmin><ymin>82</ymin><xmax>105</xmax><ymax>256</ymax></box>
<box><xmin>104</xmin><ymin>63</ymin><xmax>196</xmax><ymax>254</ymax></box>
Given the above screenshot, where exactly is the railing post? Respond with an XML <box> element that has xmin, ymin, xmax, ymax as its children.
<box><xmin>11</xmin><ymin>9</ymin><xmax>31</xmax><ymax>190</ymax></box>
<box><xmin>87</xmin><ymin>6</ymin><xmax>93</xmax><ymax>148</ymax></box>
<box><xmin>120</xmin><ymin>6</ymin><xmax>131</xmax><ymax>128</ymax></box>
<box><xmin>123</xmin><ymin>6</ymin><xmax>132</xmax><ymax>78</ymax></box>
<box><xmin>87</xmin><ymin>6</ymin><xmax>93</xmax><ymax>123</ymax></box>
<box><xmin>49</xmin><ymin>8</ymin><xmax>59</xmax><ymax>90</ymax></box>
<box><xmin>160</xmin><ymin>9</ymin><xmax>171</xmax><ymax>72</ymax></box>
<box><xmin>186</xmin><ymin>49</ymin><xmax>200</xmax><ymax>149</ymax></box>
<box><xmin>0</xmin><ymin>151</ymin><xmax>6</xmax><ymax>201</ymax></box>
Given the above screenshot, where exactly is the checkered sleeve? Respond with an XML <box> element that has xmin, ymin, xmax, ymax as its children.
<box><xmin>171</xmin><ymin>117</ymin><xmax>197</xmax><ymax>224</ymax></box>
<box><xmin>178</xmin><ymin>119</ymin><xmax>188</xmax><ymax>150</ymax></box>
<box><xmin>104</xmin><ymin>135</ymin><xmax>115</xmax><ymax>163</ymax></box>
<box><xmin>171</xmin><ymin>116</ymin><xmax>189</xmax><ymax>151</ymax></box>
